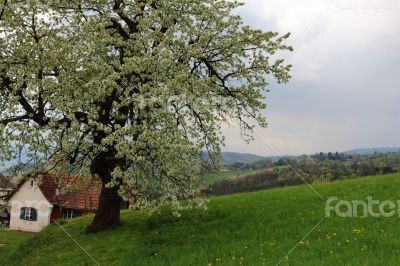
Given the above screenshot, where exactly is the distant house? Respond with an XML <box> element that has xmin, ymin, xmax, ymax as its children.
<box><xmin>7</xmin><ymin>173</ymin><xmax>102</xmax><ymax>232</ymax></box>
<box><xmin>265</xmin><ymin>168</ymin><xmax>275</xmax><ymax>174</ymax></box>
<box><xmin>0</xmin><ymin>173</ymin><xmax>14</xmax><ymax>198</ymax></box>
<box><xmin>0</xmin><ymin>173</ymin><xmax>14</xmax><ymax>225</ymax></box>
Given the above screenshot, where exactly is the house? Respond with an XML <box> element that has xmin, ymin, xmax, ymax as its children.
<box><xmin>7</xmin><ymin>173</ymin><xmax>101</xmax><ymax>232</ymax></box>
<box><xmin>265</xmin><ymin>168</ymin><xmax>275</xmax><ymax>174</ymax></box>
<box><xmin>0</xmin><ymin>173</ymin><xmax>14</xmax><ymax>225</ymax></box>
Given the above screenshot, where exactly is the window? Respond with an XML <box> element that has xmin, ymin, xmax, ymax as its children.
<box><xmin>64</xmin><ymin>210</ymin><xmax>73</xmax><ymax>219</ymax></box>
<box><xmin>62</xmin><ymin>209</ymin><xmax>81</xmax><ymax>219</ymax></box>
<box><xmin>30</xmin><ymin>180</ymin><xmax>34</xmax><ymax>186</ymax></box>
<box><xmin>25</xmin><ymin>208</ymin><xmax>32</xmax><ymax>220</ymax></box>
<box><xmin>20</xmin><ymin>207</ymin><xmax>37</xmax><ymax>221</ymax></box>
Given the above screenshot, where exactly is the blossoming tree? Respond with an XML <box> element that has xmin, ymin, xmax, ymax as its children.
<box><xmin>0</xmin><ymin>0</ymin><xmax>292</xmax><ymax>232</ymax></box>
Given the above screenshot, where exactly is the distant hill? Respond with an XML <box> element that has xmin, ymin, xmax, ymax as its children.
<box><xmin>344</xmin><ymin>147</ymin><xmax>400</xmax><ymax>155</ymax></box>
<box><xmin>221</xmin><ymin>152</ymin><xmax>266</xmax><ymax>165</ymax></box>
<box><xmin>200</xmin><ymin>151</ymin><xmax>265</xmax><ymax>165</ymax></box>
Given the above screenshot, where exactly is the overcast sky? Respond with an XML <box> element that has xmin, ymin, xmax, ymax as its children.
<box><xmin>222</xmin><ymin>0</ymin><xmax>400</xmax><ymax>156</ymax></box>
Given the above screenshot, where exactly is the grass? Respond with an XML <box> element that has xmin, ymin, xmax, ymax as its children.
<box><xmin>2</xmin><ymin>173</ymin><xmax>400</xmax><ymax>265</ymax></box>
<box><xmin>0</xmin><ymin>227</ymin><xmax>33</xmax><ymax>259</ymax></box>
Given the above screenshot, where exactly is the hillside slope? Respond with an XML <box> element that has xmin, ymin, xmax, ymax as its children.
<box><xmin>3</xmin><ymin>173</ymin><xmax>400</xmax><ymax>265</ymax></box>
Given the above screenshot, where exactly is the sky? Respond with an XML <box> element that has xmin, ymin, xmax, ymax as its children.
<box><xmin>222</xmin><ymin>0</ymin><xmax>400</xmax><ymax>156</ymax></box>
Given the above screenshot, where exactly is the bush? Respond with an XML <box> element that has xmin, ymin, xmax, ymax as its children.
<box><xmin>207</xmin><ymin>171</ymin><xmax>300</xmax><ymax>195</ymax></box>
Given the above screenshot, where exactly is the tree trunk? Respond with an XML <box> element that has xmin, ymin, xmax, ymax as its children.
<box><xmin>86</xmin><ymin>184</ymin><xmax>122</xmax><ymax>233</ymax></box>
<box><xmin>86</xmin><ymin>148</ymin><xmax>122</xmax><ymax>233</ymax></box>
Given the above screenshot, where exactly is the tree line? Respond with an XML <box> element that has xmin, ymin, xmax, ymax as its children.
<box><xmin>207</xmin><ymin>152</ymin><xmax>400</xmax><ymax>195</ymax></box>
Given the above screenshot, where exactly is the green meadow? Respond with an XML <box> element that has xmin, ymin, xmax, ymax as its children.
<box><xmin>0</xmin><ymin>229</ymin><xmax>33</xmax><ymax>259</ymax></box>
<box><xmin>2</xmin><ymin>173</ymin><xmax>400</xmax><ymax>265</ymax></box>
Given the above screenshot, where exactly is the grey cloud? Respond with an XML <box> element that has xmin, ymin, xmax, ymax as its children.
<box><xmin>222</xmin><ymin>0</ymin><xmax>400</xmax><ymax>156</ymax></box>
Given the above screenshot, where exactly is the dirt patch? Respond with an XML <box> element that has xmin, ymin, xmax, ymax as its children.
<box><xmin>0</xmin><ymin>243</ymin><xmax>7</xmax><ymax>248</ymax></box>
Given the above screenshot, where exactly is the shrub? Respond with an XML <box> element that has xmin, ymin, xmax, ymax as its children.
<box><xmin>207</xmin><ymin>171</ymin><xmax>295</xmax><ymax>195</ymax></box>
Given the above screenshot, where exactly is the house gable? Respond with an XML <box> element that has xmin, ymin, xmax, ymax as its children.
<box><xmin>8</xmin><ymin>178</ymin><xmax>52</xmax><ymax>207</ymax></box>
<box><xmin>8</xmin><ymin>178</ymin><xmax>53</xmax><ymax>232</ymax></box>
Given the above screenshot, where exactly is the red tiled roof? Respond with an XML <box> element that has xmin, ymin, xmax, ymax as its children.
<box><xmin>39</xmin><ymin>173</ymin><xmax>58</xmax><ymax>203</ymax></box>
<box><xmin>5</xmin><ymin>173</ymin><xmax>102</xmax><ymax>211</ymax></box>
<box><xmin>40</xmin><ymin>173</ymin><xmax>102</xmax><ymax>211</ymax></box>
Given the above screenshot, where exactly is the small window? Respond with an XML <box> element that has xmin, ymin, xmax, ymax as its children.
<box><xmin>20</xmin><ymin>207</ymin><xmax>37</xmax><ymax>221</ymax></box>
<box><xmin>64</xmin><ymin>210</ymin><xmax>73</xmax><ymax>219</ymax></box>
<box><xmin>25</xmin><ymin>208</ymin><xmax>32</xmax><ymax>220</ymax></box>
<box><xmin>62</xmin><ymin>209</ymin><xmax>81</xmax><ymax>219</ymax></box>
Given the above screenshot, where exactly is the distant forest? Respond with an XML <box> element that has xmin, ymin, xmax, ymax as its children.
<box><xmin>208</xmin><ymin>151</ymin><xmax>400</xmax><ymax>195</ymax></box>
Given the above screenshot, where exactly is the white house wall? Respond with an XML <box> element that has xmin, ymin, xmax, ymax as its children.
<box><xmin>8</xmin><ymin>179</ymin><xmax>53</xmax><ymax>232</ymax></box>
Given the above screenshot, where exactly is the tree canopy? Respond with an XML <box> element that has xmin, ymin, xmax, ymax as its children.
<box><xmin>0</xmin><ymin>0</ymin><xmax>292</xmax><ymax>231</ymax></box>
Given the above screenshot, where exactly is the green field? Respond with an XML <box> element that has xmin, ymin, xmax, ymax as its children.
<box><xmin>2</xmin><ymin>173</ymin><xmax>400</xmax><ymax>265</ymax></box>
<box><xmin>0</xmin><ymin>228</ymin><xmax>33</xmax><ymax>259</ymax></box>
